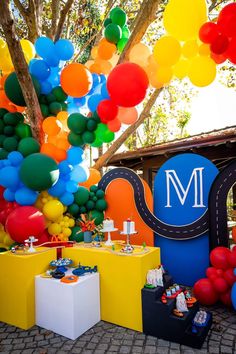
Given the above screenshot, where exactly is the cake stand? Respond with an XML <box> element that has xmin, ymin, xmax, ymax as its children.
<box><xmin>120</xmin><ymin>231</ymin><xmax>138</xmax><ymax>254</ymax></box>
<box><xmin>100</xmin><ymin>228</ymin><xmax>118</xmax><ymax>246</ymax></box>
<box><xmin>24</xmin><ymin>236</ymin><xmax>38</xmax><ymax>253</ymax></box>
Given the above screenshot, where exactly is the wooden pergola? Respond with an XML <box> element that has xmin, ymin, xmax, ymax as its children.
<box><xmin>105</xmin><ymin>126</ymin><xmax>236</xmax><ymax>189</ymax></box>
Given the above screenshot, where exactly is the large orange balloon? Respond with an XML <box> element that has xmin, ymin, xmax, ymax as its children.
<box><xmin>98</xmin><ymin>40</ymin><xmax>116</xmax><ymax>60</ymax></box>
<box><xmin>42</xmin><ymin>117</ymin><xmax>62</xmax><ymax>136</ymax></box>
<box><xmin>117</xmin><ymin>107</ymin><xmax>138</xmax><ymax>125</ymax></box>
<box><xmin>60</xmin><ymin>63</ymin><xmax>93</xmax><ymax>98</ymax></box>
<box><xmin>80</xmin><ymin>168</ymin><xmax>101</xmax><ymax>188</ymax></box>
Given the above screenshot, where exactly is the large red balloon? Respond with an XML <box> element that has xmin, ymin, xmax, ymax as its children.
<box><xmin>227</xmin><ymin>250</ymin><xmax>236</xmax><ymax>268</ymax></box>
<box><xmin>107</xmin><ymin>63</ymin><xmax>149</xmax><ymax>107</ymax></box>
<box><xmin>210</xmin><ymin>247</ymin><xmax>230</xmax><ymax>270</ymax></box>
<box><xmin>97</xmin><ymin>99</ymin><xmax>118</xmax><ymax>123</ymax></box>
<box><xmin>218</xmin><ymin>3</ymin><xmax>236</xmax><ymax>38</ymax></box>
<box><xmin>224</xmin><ymin>268</ymin><xmax>236</xmax><ymax>286</ymax></box>
<box><xmin>193</xmin><ymin>278</ymin><xmax>219</xmax><ymax>305</ymax></box>
<box><xmin>212</xmin><ymin>277</ymin><xmax>229</xmax><ymax>293</ymax></box>
<box><xmin>5</xmin><ymin>206</ymin><xmax>46</xmax><ymax>243</ymax></box>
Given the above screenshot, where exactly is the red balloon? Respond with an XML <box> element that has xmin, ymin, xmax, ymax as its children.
<box><xmin>225</xmin><ymin>37</ymin><xmax>236</xmax><ymax>64</ymax></box>
<box><xmin>218</xmin><ymin>3</ymin><xmax>236</xmax><ymax>38</ymax></box>
<box><xmin>107</xmin><ymin>118</ymin><xmax>121</xmax><ymax>132</ymax></box>
<box><xmin>5</xmin><ymin>206</ymin><xmax>46</xmax><ymax>243</ymax></box>
<box><xmin>227</xmin><ymin>250</ymin><xmax>236</xmax><ymax>268</ymax></box>
<box><xmin>210</xmin><ymin>33</ymin><xmax>229</xmax><ymax>55</ymax></box>
<box><xmin>199</xmin><ymin>22</ymin><xmax>220</xmax><ymax>44</ymax></box>
<box><xmin>216</xmin><ymin>268</ymin><xmax>224</xmax><ymax>277</ymax></box>
<box><xmin>193</xmin><ymin>278</ymin><xmax>219</xmax><ymax>305</ymax></box>
<box><xmin>97</xmin><ymin>99</ymin><xmax>118</xmax><ymax>123</ymax></box>
<box><xmin>212</xmin><ymin>277</ymin><xmax>229</xmax><ymax>293</ymax></box>
<box><xmin>220</xmin><ymin>290</ymin><xmax>232</xmax><ymax>307</ymax></box>
<box><xmin>224</xmin><ymin>268</ymin><xmax>236</xmax><ymax>286</ymax></box>
<box><xmin>210</xmin><ymin>247</ymin><xmax>230</xmax><ymax>270</ymax></box>
<box><xmin>206</xmin><ymin>267</ymin><xmax>217</xmax><ymax>278</ymax></box>
<box><xmin>211</xmin><ymin>52</ymin><xmax>227</xmax><ymax>64</ymax></box>
<box><xmin>107</xmin><ymin>63</ymin><xmax>149</xmax><ymax>107</ymax></box>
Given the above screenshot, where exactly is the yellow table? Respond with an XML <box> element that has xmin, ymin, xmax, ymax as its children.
<box><xmin>0</xmin><ymin>248</ymin><xmax>56</xmax><ymax>330</ymax></box>
<box><xmin>63</xmin><ymin>244</ymin><xmax>160</xmax><ymax>332</ymax></box>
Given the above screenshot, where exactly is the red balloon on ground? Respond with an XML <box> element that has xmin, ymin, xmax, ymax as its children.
<box><xmin>212</xmin><ymin>277</ymin><xmax>229</xmax><ymax>293</ymax></box>
<box><xmin>224</xmin><ymin>268</ymin><xmax>236</xmax><ymax>286</ymax></box>
<box><xmin>5</xmin><ymin>206</ymin><xmax>46</xmax><ymax>243</ymax></box>
<box><xmin>193</xmin><ymin>278</ymin><xmax>219</xmax><ymax>305</ymax></box>
<box><xmin>97</xmin><ymin>99</ymin><xmax>118</xmax><ymax>123</ymax></box>
<box><xmin>210</xmin><ymin>247</ymin><xmax>230</xmax><ymax>270</ymax></box>
<box><xmin>107</xmin><ymin>63</ymin><xmax>149</xmax><ymax>107</ymax></box>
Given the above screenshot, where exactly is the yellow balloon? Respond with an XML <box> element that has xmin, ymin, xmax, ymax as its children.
<box><xmin>48</xmin><ymin>223</ymin><xmax>62</xmax><ymax>236</ymax></box>
<box><xmin>188</xmin><ymin>55</ymin><xmax>216</xmax><ymax>87</ymax></box>
<box><xmin>129</xmin><ymin>43</ymin><xmax>151</xmax><ymax>68</ymax></box>
<box><xmin>163</xmin><ymin>0</ymin><xmax>207</xmax><ymax>41</ymax></box>
<box><xmin>198</xmin><ymin>43</ymin><xmax>210</xmax><ymax>56</ymax></box>
<box><xmin>173</xmin><ymin>59</ymin><xmax>190</xmax><ymax>79</ymax></box>
<box><xmin>153</xmin><ymin>36</ymin><xmax>181</xmax><ymax>66</ymax></box>
<box><xmin>182</xmin><ymin>40</ymin><xmax>199</xmax><ymax>58</ymax></box>
<box><xmin>69</xmin><ymin>219</ymin><xmax>75</xmax><ymax>227</ymax></box>
<box><xmin>156</xmin><ymin>65</ymin><xmax>173</xmax><ymax>84</ymax></box>
<box><xmin>20</xmin><ymin>39</ymin><xmax>35</xmax><ymax>62</ymax></box>
<box><xmin>91</xmin><ymin>46</ymin><xmax>98</xmax><ymax>60</ymax></box>
<box><xmin>62</xmin><ymin>227</ymin><xmax>72</xmax><ymax>237</ymax></box>
<box><xmin>3</xmin><ymin>234</ymin><xmax>14</xmax><ymax>246</ymax></box>
<box><xmin>43</xmin><ymin>200</ymin><xmax>64</xmax><ymax>221</ymax></box>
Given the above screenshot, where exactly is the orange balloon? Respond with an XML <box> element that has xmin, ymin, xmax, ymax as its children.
<box><xmin>98</xmin><ymin>40</ymin><xmax>116</xmax><ymax>60</ymax></box>
<box><xmin>117</xmin><ymin>107</ymin><xmax>138</xmax><ymax>125</ymax></box>
<box><xmin>95</xmin><ymin>59</ymin><xmax>112</xmax><ymax>74</ymax></box>
<box><xmin>80</xmin><ymin>168</ymin><xmax>101</xmax><ymax>188</ymax></box>
<box><xmin>107</xmin><ymin>118</ymin><xmax>121</xmax><ymax>132</ymax></box>
<box><xmin>42</xmin><ymin>117</ymin><xmax>62</xmax><ymax>136</ymax></box>
<box><xmin>57</xmin><ymin>111</ymin><xmax>68</xmax><ymax>122</ymax></box>
<box><xmin>91</xmin><ymin>46</ymin><xmax>98</xmax><ymax>59</ymax></box>
<box><xmin>53</xmin><ymin>147</ymin><xmax>67</xmax><ymax>162</ymax></box>
<box><xmin>89</xmin><ymin>62</ymin><xmax>103</xmax><ymax>74</ymax></box>
<box><xmin>40</xmin><ymin>143</ymin><xmax>66</xmax><ymax>162</ymax></box>
<box><xmin>57</xmin><ymin>137</ymin><xmax>70</xmax><ymax>150</ymax></box>
<box><xmin>47</xmin><ymin>135</ymin><xmax>57</xmax><ymax>145</ymax></box>
<box><xmin>60</xmin><ymin>63</ymin><xmax>93</xmax><ymax>98</ymax></box>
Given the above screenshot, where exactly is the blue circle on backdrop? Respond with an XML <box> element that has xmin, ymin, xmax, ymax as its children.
<box><xmin>154</xmin><ymin>153</ymin><xmax>219</xmax><ymax>225</ymax></box>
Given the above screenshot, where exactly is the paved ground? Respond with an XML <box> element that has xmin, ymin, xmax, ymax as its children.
<box><xmin>0</xmin><ymin>305</ymin><xmax>235</xmax><ymax>354</ymax></box>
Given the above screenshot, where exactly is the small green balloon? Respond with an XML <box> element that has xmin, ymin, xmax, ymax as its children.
<box><xmin>104</xmin><ymin>23</ymin><xmax>122</xmax><ymax>44</ymax></box>
<box><xmin>3</xmin><ymin>113</ymin><xmax>19</xmax><ymax>126</ymax></box>
<box><xmin>117</xmin><ymin>38</ymin><xmax>128</xmax><ymax>53</ymax></box>
<box><xmin>95</xmin><ymin>199</ymin><xmax>108</xmax><ymax>211</ymax></box>
<box><xmin>110</xmin><ymin>6</ymin><xmax>122</xmax><ymax>18</ymax></box>
<box><xmin>3</xmin><ymin>137</ymin><xmax>18</xmax><ymax>152</ymax></box>
<box><xmin>69</xmin><ymin>226</ymin><xmax>83</xmax><ymax>242</ymax></box>
<box><xmin>18</xmin><ymin>137</ymin><xmax>40</xmax><ymax>157</ymax></box>
<box><xmin>0</xmin><ymin>121</ymin><xmax>4</xmax><ymax>134</ymax></box>
<box><xmin>4</xmin><ymin>125</ymin><xmax>15</xmax><ymax>136</ymax></box>
<box><xmin>103</xmin><ymin>129</ymin><xmax>115</xmax><ymax>143</ymax></box>
<box><xmin>67</xmin><ymin>113</ymin><xmax>87</xmax><ymax>134</ymax></box>
<box><xmin>90</xmin><ymin>185</ymin><xmax>98</xmax><ymax>193</ymax></box>
<box><xmin>46</xmin><ymin>93</ymin><xmax>56</xmax><ymax>104</ymax></box>
<box><xmin>68</xmin><ymin>203</ymin><xmax>80</xmax><ymax>216</ymax></box>
<box><xmin>0</xmin><ymin>149</ymin><xmax>9</xmax><ymax>159</ymax></box>
<box><xmin>86</xmin><ymin>200</ymin><xmax>95</xmax><ymax>211</ymax></box>
<box><xmin>90</xmin><ymin>209</ymin><xmax>104</xmax><ymax>226</ymax></box>
<box><xmin>15</xmin><ymin>123</ymin><xmax>32</xmax><ymax>138</ymax></box>
<box><xmin>86</xmin><ymin>119</ymin><xmax>97</xmax><ymax>132</ymax></box>
<box><xmin>39</xmin><ymin>95</ymin><xmax>48</xmax><ymax>105</ymax></box>
<box><xmin>0</xmin><ymin>108</ymin><xmax>8</xmax><ymax>119</ymax></box>
<box><xmin>52</xmin><ymin>86</ymin><xmax>68</xmax><ymax>102</ymax></box>
<box><xmin>0</xmin><ymin>135</ymin><xmax>6</xmax><ymax>147</ymax></box>
<box><xmin>14</xmin><ymin>112</ymin><xmax>24</xmax><ymax>123</ymax></box>
<box><xmin>82</xmin><ymin>131</ymin><xmax>95</xmax><ymax>144</ymax></box>
<box><xmin>110</xmin><ymin>8</ymin><xmax>127</xmax><ymax>27</ymax></box>
<box><xmin>92</xmin><ymin>111</ymin><xmax>101</xmax><ymax>123</ymax></box>
<box><xmin>40</xmin><ymin>103</ymin><xmax>49</xmax><ymax>118</ymax></box>
<box><xmin>104</xmin><ymin>18</ymin><xmax>112</xmax><ymax>27</ymax></box>
<box><xmin>61</xmin><ymin>102</ymin><xmax>68</xmax><ymax>111</ymax></box>
<box><xmin>80</xmin><ymin>206</ymin><xmax>87</xmax><ymax>214</ymax></box>
<box><xmin>95</xmin><ymin>123</ymin><xmax>109</xmax><ymax>139</ymax></box>
<box><xmin>68</xmin><ymin>132</ymin><xmax>84</xmax><ymax>147</ymax></box>
<box><xmin>49</xmin><ymin>101</ymin><xmax>62</xmax><ymax>115</ymax></box>
<box><xmin>93</xmin><ymin>196</ymin><xmax>98</xmax><ymax>202</ymax></box>
<box><xmin>91</xmin><ymin>136</ymin><xmax>103</xmax><ymax>147</ymax></box>
<box><xmin>122</xmin><ymin>25</ymin><xmax>130</xmax><ymax>39</ymax></box>
<box><xmin>96</xmin><ymin>189</ymin><xmax>105</xmax><ymax>199</ymax></box>
<box><xmin>74</xmin><ymin>187</ymin><xmax>90</xmax><ymax>206</ymax></box>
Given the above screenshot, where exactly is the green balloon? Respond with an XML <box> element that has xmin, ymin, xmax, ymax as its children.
<box><xmin>0</xmin><ymin>135</ymin><xmax>6</xmax><ymax>147</ymax></box>
<box><xmin>104</xmin><ymin>18</ymin><xmax>112</xmax><ymax>27</ymax></box>
<box><xmin>104</xmin><ymin>23</ymin><xmax>122</xmax><ymax>44</ymax></box>
<box><xmin>117</xmin><ymin>38</ymin><xmax>128</xmax><ymax>53</ymax></box>
<box><xmin>96</xmin><ymin>189</ymin><xmax>105</xmax><ymax>199</ymax></box>
<box><xmin>19</xmin><ymin>153</ymin><xmax>59</xmax><ymax>191</ymax></box>
<box><xmin>40</xmin><ymin>103</ymin><xmax>49</xmax><ymax>118</ymax></box>
<box><xmin>0</xmin><ymin>108</ymin><xmax>8</xmax><ymax>119</ymax></box>
<box><xmin>103</xmin><ymin>129</ymin><xmax>115</xmax><ymax>143</ymax></box>
<box><xmin>92</xmin><ymin>111</ymin><xmax>101</xmax><ymax>123</ymax></box>
<box><xmin>18</xmin><ymin>137</ymin><xmax>40</xmax><ymax>157</ymax></box>
<box><xmin>67</xmin><ymin>113</ymin><xmax>87</xmax><ymax>134</ymax></box>
<box><xmin>61</xmin><ymin>102</ymin><xmax>68</xmax><ymax>111</ymax></box>
<box><xmin>122</xmin><ymin>25</ymin><xmax>130</xmax><ymax>39</ymax></box>
<box><xmin>4</xmin><ymin>72</ymin><xmax>40</xmax><ymax>106</ymax></box>
<box><xmin>87</xmin><ymin>119</ymin><xmax>97</xmax><ymax>132</ymax></box>
<box><xmin>95</xmin><ymin>199</ymin><xmax>108</xmax><ymax>211</ymax></box>
<box><xmin>3</xmin><ymin>113</ymin><xmax>19</xmax><ymax>126</ymax></box>
<box><xmin>80</xmin><ymin>206</ymin><xmax>87</xmax><ymax>214</ymax></box>
<box><xmin>49</xmin><ymin>101</ymin><xmax>62</xmax><ymax>115</ymax></box>
<box><xmin>69</xmin><ymin>226</ymin><xmax>83</xmax><ymax>242</ymax></box>
<box><xmin>110</xmin><ymin>6</ymin><xmax>122</xmax><ymax>17</ymax></box>
<box><xmin>93</xmin><ymin>196</ymin><xmax>98</xmax><ymax>202</ymax></box>
<box><xmin>96</xmin><ymin>123</ymin><xmax>109</xmax><ymax>138</ymax></box>
<box><xmin>82</xmin><ymin>131</ymin><xmax>95</xmax><ymax>144</ymax></box>
<box><xmin>4</xmin><ymin>125</ymin><xmax>14</xmax><ymax>136</ymax></box>
<box><xmin>39</xmin><ymin>95</ymin><xmax>48</xmax><ymax>105</ymax></box>
<box><xmin>15</xmin><ymin>123</ymin><xmax>32</xmax><ymax>138</ymax></box>
<box><xmin>90</xmin><ymin>210</ymin><xmax>104</xmax><ymax>226</ymax></box>
<box><xmin>14</xmin><ymin>112</ymin><xmax>24</xmax><ymax>123</ymax></box>
<box><xmin>90</xmin><ymin>185</ymin><xmax>98</xmax><ymax>193</ymax></box>
<box><xmin>74</xmin><ymin>187</ymin><xmax>90</xmax><ymax>206</ymax></box>
<box><xmin>46</xmin><ymin>93</ymin><xmax>56</xmax><ymax>104</ymax></box>
<box><xmin>86</xmin><ymin>200</ymin><xmax>95</xmax><ymax>211</ymax></box>
<box><xmin>3</xmin><ymin>137</ymin><xmax>18</xmax><ymax>152</ymax></box>
<box><xmin>52</xmin><ymin>86</ymin><xmax>68</xmax><ymax>102</ymax></box>
<box><xmin>0</xmin><ymin>149</ymin><xmax>8</xmax><ymax>159</ymax></box>
<box><xmin>68</xmin><ymin>132</ymin><xmax>84</xmax><ymax>147</ymax></box>
<box><xmin>91</xmin><ymin>136</ymin><xmax>103</xmax><ymax>147</ymax></box>
<box><xmin>0</xmin><ymin>121</ymin><xmax>4</xmax><ymax>134</ymax></box>
<box><xmin>110</xmin><ymin>8</ymin><xmax>127</xmax><ymax>27</ymax></box>
<box><xmin>68</xmin><ymin>203</ymin><xmax>80</xmax><ymax>216</ymax></box>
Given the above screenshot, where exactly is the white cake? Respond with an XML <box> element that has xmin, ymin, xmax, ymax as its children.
<box><xmin>123</xmin><ymin>220</ymin><xmax>135</xmax><ymax>234</ymax></box>
<box><xmin>103</xmin><ymin>219</ymin><xmax>115</xmax><ymax>231</ymax></box>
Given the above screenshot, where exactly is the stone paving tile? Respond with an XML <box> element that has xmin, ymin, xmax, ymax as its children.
<box><xmin>0</xmin><ymin>305</ymin><xmax>235</xmax><ymax>353</ymax></box>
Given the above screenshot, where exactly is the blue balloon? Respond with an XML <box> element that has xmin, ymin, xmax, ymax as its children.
<box><xmin>35</xmin><ymin>37</ymin><xmax>55</xmax><ymax>59</ymax></box>
<box><xmin>30</xmin><ymin>59</ymin><xmax>51</xmax><ymax>80</ymax></box>
<box><xmin>87</xmin><ymin>94</ymin><xmax>103</xmax><ymax>113</ymax></box>
<box><xmin>48</xmin><ymin>178</ymin><xmax>66</xmax><ymax>197</ymax></box>
<box><xmin>48</xmin><ymin>66</ymin><xmax>60</xmax><ymax>86</ymax></box>
<box><xmin>101</xmin><ymin>82</ymin><xmax>110</xmax><ymax>99</ymax></box>
<box><xmin>66</xmin><ymin>180</ymin><xmax>79</xmax><ymax>193</ymax></box>
<box><xmin>70</xmin><ymin>165</ymin><xmax>88</xmax><ymax>183</ymax></box>
<box><xmin>15</xmin><ymin>187</ymin><xmax>38</xmax><ymax>206</ymax></box>
<box><xmin>232</xmin><ymin>282</ymin><xmax>236</xmax><ymax>310</ymax></box>
<box><xmin>100</xmin><ymin>74</ymin><xmax>106</xmax><ymax>83</ymax></box>
<box><xmin>67</xmin><ymin>147</ymin><xmax>84</xmax><ymax>165</ymax></box>
<box><xmin>29</xmin><ymin>58</ymin><xmax>38</xmax><ymax>71</ymax></box>
<box><xmin>40</xmin><ymin>80</ymin><xmax>52</xmax><ymax>95</ymax></box>
<box><xmin>3</xmin><ymin>160</ymin><xmax>11</xmax><ymax>167</ymax></box>
<box><xmin>59</xmin><ymin>192</ymin><xmax>74</xmax><ymax>206</ymax></box>
<box><xmin>73</xmin><ymin>97</ymin><xmax>86</xmax><ymax>107</ymax></box>
<box><xmin>55</xmin><ymin>39</ymin><xmax>74</xmax><ymax>61</ymax></box>
<box><xmin>58</xmin><ymin>161</ymin><xmax>72</xmax><ymax>175</ymax></box>
<box><xmin>3</xmin><ymin>188</ymin><xmax>15</xmax><ymax>202</ymax></box>
<box><xmin>44</xmin><ymin>53</ymin><xmax>60</xmax><ymax>68</ymax></box>
<box><xmin>8</xmin><ymin>152</ymin><xmax>24</xmax><ymax>166</ymax></box>
<box><xmin>0</xmin><ymin>166</ymin><xmax>19</xmax><ymax>189</ymax></box>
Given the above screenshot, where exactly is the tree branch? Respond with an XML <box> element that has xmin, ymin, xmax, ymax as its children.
<box><xmin>93</xmin><ymin>88</ymin><xmax>162</xmax><ymax>170</ymax></box>
<box><xmin>51</xmin><ymin>0</ymin><xmax>60</xmax><ymax>38</ymax></box>
<box><xmin>208</xmin><ymin>0</ymin><xmax>228</xmax><ymax>13</ymax></box>
<box><xmin>12</xmin><ymin>0</ymin><xmax>28</xmax><ymax>17</ymax></box>
<box><xmin>54</xmin><ymin>0</ymin><xmax>75</xmax><ymax>42</ymax></box>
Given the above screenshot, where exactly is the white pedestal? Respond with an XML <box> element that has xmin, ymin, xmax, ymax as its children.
<box><xmin>35</xmin><ymin>271</ymin><xmax>100</xmax><ymax>340</ymax></box>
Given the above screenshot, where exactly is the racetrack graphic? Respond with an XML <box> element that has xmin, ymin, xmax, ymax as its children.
<box><xmin>99</xmin><ymin>167</ymin><xmax>209</xmax><ymax>240</ymax></box>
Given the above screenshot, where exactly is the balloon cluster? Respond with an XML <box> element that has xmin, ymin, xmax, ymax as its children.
<box><xmin>38</xmin><ymin>86</ymin><xmax>68</xmax><ymax>118</ymax></box>
<box><xmin>199</xmin><ymin>3</ymin><xmax>236</xmax><ymax>65</ymax></box>
<box><xmin>194</xmin><ymin>246</ymin><xmax>236</xmax><ymax>307</ymax></box>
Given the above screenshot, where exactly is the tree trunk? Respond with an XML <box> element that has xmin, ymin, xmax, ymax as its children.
<box><xmin>118</xmin><ymin>0</ymin><xmax>160</xmax><ymax>64</ymax></box>
<box><xmin>54</xmin><ymin>0</ymin><xmax>75</xmax><ymax>42</ymax></box>
<box><xmin>93</xmin><ymin>89</ymin><xmax>162</xmax><ymax>170</ymax></box>
<box><xmin>0</xmin><ymin>0</ymin><xmax>43</xmax><ymax>142</ymax></box>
